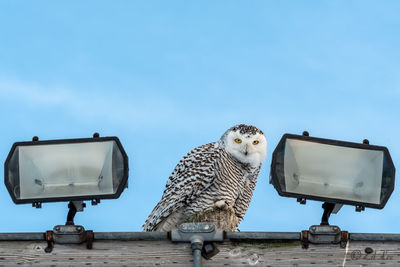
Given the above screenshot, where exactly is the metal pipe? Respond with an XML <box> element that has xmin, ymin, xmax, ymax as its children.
<box><xmin>192</xmin><ymin>247</ymin><xmax>202</xmax><ymax>267</ymax></box>
<box><xmin>350</xmin><ymin>233</ymin><xmax>400</xmax><ymax>241</ymax></box>
<box><xmin>0</xmin><ymin>232</ymin><xmax>168</xmax><ymax>241</ymax></box>
<box><xmin>3</xmin><ymin>231</ymin><xmax>400</xmax><ymax>243</ymax></box>
<box><xmin>94</xmin><ymin>232</ymin><xmax>168</xmax><ymax>240</ymax></box>
<box><xmin>0</xmin><ymin>233</ymin><xmax>45</xmax><ymax>241</ymax></box>
<box><xmin>190</xmin><ymin>236</ymin><xmax>204</xmax><ymax>267</ymax></box>
<box><xmin>226</xmin><ymin>232</ymin><xmax>300</xmax><ymax>240</ymax></box>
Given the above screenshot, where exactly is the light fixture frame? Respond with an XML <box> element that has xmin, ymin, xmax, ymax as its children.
<box><xmin>4</xmin><ymin>136</ymin><xmax>129</xmax><ymax>205</ymax></box>
<box><xmin>270</xmin><ymin>133</ymin><xmax>395</xmax><ymax>210</ymax></box>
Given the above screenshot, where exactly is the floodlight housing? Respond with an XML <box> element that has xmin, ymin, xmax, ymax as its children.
<box><xmin>270</xmin><ymin>133</ymin><xmax>395</xmax><ymax>210</ymax></box>
<box><xmin>4</xmin><ymin>136</ymin><xmax>129</xmax><ymax>206</ymax></box>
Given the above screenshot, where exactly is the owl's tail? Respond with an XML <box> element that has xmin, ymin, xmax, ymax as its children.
<box><xmin>142</xmin><ymin>201</ymin><xmax>184</xmax><ymax>232</ymax></box>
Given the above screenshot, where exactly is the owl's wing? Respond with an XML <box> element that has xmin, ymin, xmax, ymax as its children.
<box><xmin>142</xmin><ymin>142</ymin><xmax>220</xmax><ymax>231</ymax></box>
<box><xmin>234</xmin><ymin>165</ymin><xmax>261</xmax><ymax>223</ymax></box>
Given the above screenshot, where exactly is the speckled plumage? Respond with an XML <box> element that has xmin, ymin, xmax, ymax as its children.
<box><xmin>142</xmin><ymin>124</ymin><xmax>267</xmax><ymax>232</ymax></box>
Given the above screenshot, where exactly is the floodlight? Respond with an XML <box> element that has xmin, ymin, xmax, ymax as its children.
<box><xmin>5</xmin><ymin>134</ymin><xmax>128</xmax><ymax>224</ymax></box>
<box><xmin>270</xmin><ymin>132</ymin><xmax>395</xmax><ymax>225</ymax></box>
<box><xmin>3</xmin><ymin>133</ymin><xmax>129</xmax><ymax>251</ymax></box>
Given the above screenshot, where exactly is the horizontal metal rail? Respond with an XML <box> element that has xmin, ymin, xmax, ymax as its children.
<box><xmin>1</xmin><ymin>231</ymin><xmax>400</xmax><ymax>242</ymax></box>
<box><xmin>0</xmin><ymin>233</ymin><xmax>45</xmax><ymax>241</ymax></box>
<box><xmin>94</xmin><ymin>232</ymin><xmax>168</xmax><ymax>240</ymax></box>
<box><xmin>350</xmin><ymin>233</ymin><xmax>400</xmax><ymax>241</ymax></box>
<box><xmin>225</xmin><ymin>232</ymin><xmax>300</xmax><ymax>240</ymax></box>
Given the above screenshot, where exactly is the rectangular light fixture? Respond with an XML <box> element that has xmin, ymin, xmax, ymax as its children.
<box><xmin>270</xmin><ymin>133</ymin><xmax>395</xmax><ymax>210</ymax></box>
<box><xmin>5</xmin><ymin>136</ymin><xmax>129</xmax><ymax>205</ymax></box>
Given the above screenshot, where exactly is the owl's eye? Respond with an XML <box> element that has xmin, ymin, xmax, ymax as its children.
<box><xmin>234</xmin><ymin>138</ymin><xmax>242</xmax><ymax>144</ymax></box>
<box><xmin>253</xmin><ymin>140</ymin><xmax>259</xmax><ymax>145</ymax></box>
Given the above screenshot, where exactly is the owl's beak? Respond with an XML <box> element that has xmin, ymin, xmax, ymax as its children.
<box><xmin>243</xmin><ymin>145</ymin><xmax>248</xmax><ymax>156</ymax></box>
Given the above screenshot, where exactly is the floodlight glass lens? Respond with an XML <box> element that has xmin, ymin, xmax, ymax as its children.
<box><xmin>7</xmin><ymin>141</ymin><xmax>125</xmax><ymax>200</ymax></box>
<box><xmin>283</xmin><ymin>139</ymin><xmax>384</xmax><ymax>204</ymax></box>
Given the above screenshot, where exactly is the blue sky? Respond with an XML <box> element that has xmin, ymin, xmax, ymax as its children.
<box><xmin>0</xmin><ymin>1</ymin><xmax>399</xmax><ymax>233</ymax></box>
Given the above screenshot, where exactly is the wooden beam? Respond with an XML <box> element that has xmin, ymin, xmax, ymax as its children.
<box><xmin>1</xmin><ymin>238</ymin><xmax>400</xmax><ymax>266</ymax></box>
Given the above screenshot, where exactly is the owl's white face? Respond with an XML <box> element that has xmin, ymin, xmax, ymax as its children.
<box><xmin>222</xmin><ymin>128</ymin><xmax>267</xmax><ymax>166</ymax></box>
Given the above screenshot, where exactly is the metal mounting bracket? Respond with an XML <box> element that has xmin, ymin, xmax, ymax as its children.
<box><xmin>301</xmin><ymin>225</ymin><xmax>348</xmax><ymax>249</ymax></box>
<box><xmin>53</xmin><ymin>225</ymin><xmax>87</xmax><ymax>244</ymax></box>
<box><xmin>171</xmin><ymin>222</ymin><xmax>224</xmax><ymax>243</ymax></box>
<box><xmin>44</xmin><ymin>225</ymin><xmax>94</xmax><ymax>253</ymax></box>
<box><xmin>172</xmin><ymin>223</ymin><xmax>223</xmax><ymax>265</ymax></box>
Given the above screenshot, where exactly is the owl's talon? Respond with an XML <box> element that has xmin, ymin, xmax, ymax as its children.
<box><xmin>214</xmin><ymin>200</ymin><xmax>234</xmax><ymax>212</ymax></box>
<box><xmin>214</xmin><ymin>200</ymin><xmax>226</xmax><ymax>209</ymax></box>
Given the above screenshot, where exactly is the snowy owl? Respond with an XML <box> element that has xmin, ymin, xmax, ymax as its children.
<box><xmin>143</xmin><ymin>124</ymin><xmax>267</xmax><ymax>232</ymax></box>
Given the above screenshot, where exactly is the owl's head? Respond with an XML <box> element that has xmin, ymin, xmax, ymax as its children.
<box><xmin>219</xmin><ymin>124</ymin><xmax>267</xmax><ymax>166</ymax></box>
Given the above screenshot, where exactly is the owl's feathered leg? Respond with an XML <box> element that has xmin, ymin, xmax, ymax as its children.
<box><xmin>187</xmin><ymin>206</ymin><xmax>239</xmax><ymax>231</ymax></box>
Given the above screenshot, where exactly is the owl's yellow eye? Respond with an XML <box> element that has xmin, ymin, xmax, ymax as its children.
<box><xmin>253</xmin><ymin>140</ymin><xmax>259</xmax><ymax>145</ymax></box>
<box><xmin>234</xmin><ymin>138</ymin><xmax>242</xmax><ymax>144</ymax></box>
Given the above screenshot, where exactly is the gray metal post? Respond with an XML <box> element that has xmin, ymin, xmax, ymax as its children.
<box><xmin>191</xmin><ymin>236</ymin><xmax>204</xmax><ymax>267</ymax></box>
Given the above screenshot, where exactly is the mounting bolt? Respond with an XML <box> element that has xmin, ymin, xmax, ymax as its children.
<box><xmin>91</xmin><ymin>199</ymin><xmax>100</xmax><ymax>205</ymax></box>
<box><xmin>32</xmin><ymin>136</ymin><xmax>39</xmax><ymax>142</ymax></box>
<box><xmin>356</xmin><ymin>205</ymin><xmax>365</xmax><ymax>212</ymax></box>
<box><xmin>93</xmin><ymin>132</ymin><xmax>100</xmax><ymax>138</ymax></box>
<box><xmin>297</xmin><ymin>198</ymin><xmax>306</xmax><ymax>204</ymax></box>
<box><xmin>302</xmin><ymin>131</ymin><xmax>309</xmax><ymax>136</ymax></box>
<box><xmin>32</xmin><ymin>202</ymin><xmax>42</xmax><ymax>208</ymax></box>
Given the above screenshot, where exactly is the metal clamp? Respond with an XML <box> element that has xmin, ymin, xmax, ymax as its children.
<box><xmin>45</xmin><ymin>231</ymin><xmax>54</xmax><ymax>253</ymax></box>
<box><xmin>171</xmin><ymin>222</ymin><xmax>224</xmax><ymax>242</ymax></box>
<box><xmin>172</xmin><ymin>223</ymin><xmax>224</xmax><ymax>266</ymax></box>
<box><xmin>44</xmin><ymin>225</ymin><xmax>94</xmax><ymax>252</ymax></box>
<box><xmin>301</xmin><ymin>225</ymin><xmax>348</xmax><ymax>249</ymax></box>
<box><xmin>301</xmin><ymin>230</ymin><xmax>309</xmax><ymax>249</ymax></box>
<box><xmin>86</xmin><ymin>230</ymin><xmax>94</xmax><ymax>249</ymax></box>
<box><xmin>53</xmin><ymin>225</ymin><xmax>87</xmax><ymax>244</ymax></box>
